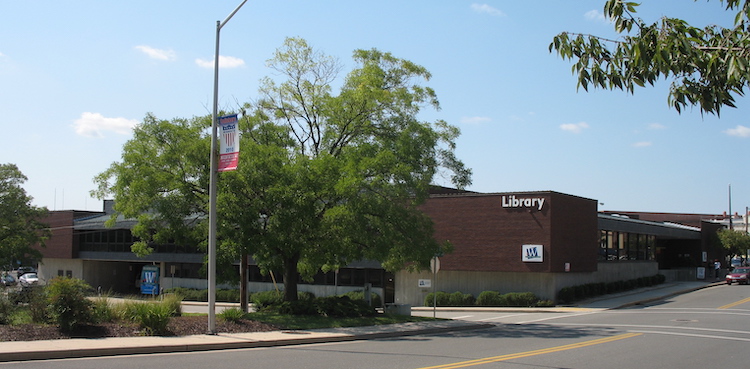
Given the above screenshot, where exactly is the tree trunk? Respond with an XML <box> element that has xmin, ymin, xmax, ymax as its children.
<box><xmin>282</xmin><ymin>253</ymin><xmax>300</xmax><ymax>301</ymax></box>
<box><xmin>240</xmin><ymin>251</ymin><xmax>248</xmax><ymax>312</ymax></box>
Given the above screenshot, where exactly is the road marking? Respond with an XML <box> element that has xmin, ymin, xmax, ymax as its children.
<box><xmin>630</xmin><ymin>329</ymin><xmax>750</xmax><ymax>342</ymax></box>
<box><xmin>417</xmin><ymin>333</ymin><xmax>641</xmax><ymax>369</ymax></box>
<box><xmin>718</xmin><ymin>296</ymin><xmax>750</xmax><ymax>310</ymax></box>
<box><xmin>476</xmin><ymin>314</ymin><xmax>527</xmax><ymax>321</ymax></box>
<box><xmin>515</xmin><ymin>311</ymin><xmax>599</xmax><ymax>324</ymax></box>
<box><xmin>452</xmin><ymin>315</ymin><xmax>474</xmax><ymax>320</ymax></box>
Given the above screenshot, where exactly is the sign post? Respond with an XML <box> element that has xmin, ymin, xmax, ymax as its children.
<box><xmin>430</xmin><ymin>256</ymin><xmax>440</xmax><ymax>318</ymax></box>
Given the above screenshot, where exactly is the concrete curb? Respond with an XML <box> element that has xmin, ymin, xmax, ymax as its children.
<box><xmin>1</xmin><ymin>322</ymin><xmax>493</xmax><ymax>363</ymax></box>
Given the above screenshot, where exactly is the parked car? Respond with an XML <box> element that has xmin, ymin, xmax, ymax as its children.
<box><xmin>1</xmin><ymin>274</ymin><xmax>16</xmax><ymax>287</ymax></box>
<box><xmin>16</xmin><ymin>266</ymin><xmax>36</xmax><ymax>277</ymax></box>
<box><xmin>725</xmin><ymin>267</ymin><xmax>750</xmax><ymax>285</ymax></box>
<box><xmin>18</xmin><ymin>272</ymin><xmax>39</xmax><ymax>287</ymax></box>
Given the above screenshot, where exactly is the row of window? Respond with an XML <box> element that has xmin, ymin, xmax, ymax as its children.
<box><xmin>599</xmin><ymin>230</ymin><xmax>656</xmax><ymax>261</ymax></box>
<box><xmin>78</xmin><ymin>230</ymin><xmax>202</xmax><ymax>254</ymax></box>
<box><xmin>246</xmin><ymin>265</ymin><xmax>389</xmax><ymax>287</ymax></box>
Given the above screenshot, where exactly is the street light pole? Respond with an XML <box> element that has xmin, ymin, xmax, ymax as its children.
<box><xmin>208</xmin><ymin>0</ymin><xmax>247</xmax><ymax>334</ymax></box>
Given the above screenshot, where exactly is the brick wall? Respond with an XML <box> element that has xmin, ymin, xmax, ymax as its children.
<box><xmin>420</xmin><ymin>191</ymin><xmax>598</xmax><ymax>274</ymax></box>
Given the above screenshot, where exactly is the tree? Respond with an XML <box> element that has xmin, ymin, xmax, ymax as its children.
<box><xmin>93</xmin><ymin>37</ymin><xmax>471</xmax><ymax>302</ymax></box>
<box><xmin>92</xmin><ymin>114</ymin><xmax>211</xmax><ymax>258</ymax></box>
<box><xmin>716</xmin><ymin>228</ymin><xmax>750</xmax><ymax>260</ymax></box>
<box><xmin>550</xmin><ymin>0</ymin><xmax>750</xmax><ymax>116</ymax></box>
<box><xmin>0</xmin><ymin>163</ymin><xmax>49</xmax><ymax>269</ymax></box>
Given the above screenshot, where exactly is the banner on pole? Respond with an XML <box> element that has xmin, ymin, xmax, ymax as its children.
<box><xmin>218</xmin><ymin>114</ymin><xmax>239</xmax><ymax>172</ymax></box>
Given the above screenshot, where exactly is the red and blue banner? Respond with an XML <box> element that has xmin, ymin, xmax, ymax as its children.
<box><xmin>218</xmin><ymin>114</ymin><xmax>239</xmax><ymax>172</ymax></box>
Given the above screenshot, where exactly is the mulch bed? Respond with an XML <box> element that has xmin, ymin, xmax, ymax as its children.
<box><xmin>0</xmin><ymin>315</ymin><xmax>280</xmax><ymax>342</ymax></box>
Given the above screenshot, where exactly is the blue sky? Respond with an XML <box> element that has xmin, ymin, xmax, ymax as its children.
<box><xmin>1</xmin><ymin>1</ymin><xmax>748</xmax><ymax>215</ymax></box>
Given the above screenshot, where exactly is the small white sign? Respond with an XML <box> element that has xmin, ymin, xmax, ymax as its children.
<box><xmin>522</xmin><ymin>244</ymin><xmax>544</xmax><ymax>262</ymax></box>
<box><xmin>418</xmin><ymin>279</ymin><xmax>432</xmax><ymax>288</ymax></box>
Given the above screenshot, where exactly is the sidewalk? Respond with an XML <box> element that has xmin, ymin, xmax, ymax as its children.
<box><xmin>0</xmin><ymin>280</ymin><xmax>722</xmax><ymax>362</ymax></box>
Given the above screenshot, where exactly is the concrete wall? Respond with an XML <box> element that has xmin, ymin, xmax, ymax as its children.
<box><xmin>38</xmin><ymin>258</ymin><xmax>83</xmax><ymax>282</ymax></box>
<box><xmin>395</xmin><ymin>261</ymin><xmax>660</xmax><ymax>306</ymax></box>
<box><xmin>162</xmin><ymin>277</ymin><xmax>385</xmax><ymax>305</ymax></box>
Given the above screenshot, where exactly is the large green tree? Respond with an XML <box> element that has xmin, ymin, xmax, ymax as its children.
<box><xmin>93</xmin><ymin>38</ymin><xmax>471</xmax><ymax>302</ymax></box>
<box><xmin>716</xmin><ymin>228</ymin><xmax>750</xmax><ymax>260</ymax></box>
<box><xmin>0</xmin><ymin>163</ymin><xmax>49</xmax><ymax>269</ymax></box>
<box><xmin>550</xmin><ymin>0</ymin><xmax>750</xmax><ymax>115</ymax></box>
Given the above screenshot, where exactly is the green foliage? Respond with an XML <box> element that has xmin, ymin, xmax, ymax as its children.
<box><xmin>89</xmin><ymin>297</ymin><xmax>117</xmax><ymax>324</ymax></box>
<box><xmin>251</xmin><ymin>290</ymin><xmax>285</xmax><ymax>310</ymax></box>
<box><xmin>424</xmin><ymin>291</ymin><xmax>474</xmax><ymax>307</ymax></box>
<box><xmin>219</xmin><ymin>307</ymin><xmax>247</xmax><ymax>323</ymax></box>
<box><xmin>25</xmin><ymin>286</ymin><xmax>51</xmax><ymax>324</ymax></box>
<box><xmin>121</xmin><ymin>301</ymin><xmax>172</xmax><ymax>336</ymax></box>
<box><xmin>314</xmin><ymin>296</ymin><xmax>376</xmax><ymax>318</ymax></box>
<box><xmin>475</xmin><ymin>292</ymin><xmax>540</xmax><ymax>307</ymax></box>
<box><xmin>46</xmin><ymin>277</ymin><xmax>93</xmax><ymax>332</ymax></box>
<box><xmin>716</xmin><ymin>229</ymin><xmax>750</xmax><ymax>258</ymax></box>
<box><xmin>159</xmin><ymin>293</ymin><xmax>183</xmax><ymax>317</ymax></box>
<box><xmin>0</xmin><ymin>163</ymin><xmax>49</xmax><ymax>268</ymax></box>
<box><xmin>256</xmin><ymin>292</ymin><xmax>376</xmax><ymax>317</ymax></box>
<box><xmin>340</xmin><ymin>290</ymin><xmax>382</xmax><ymax>307</ymax></box>
<box><xmin>550</xmin><ymin>0</ymin><xmax>750</xmax><ymax>116</ymax></box>
<box><xmin>165</xmin><ymin>287</ymin><xmax>242</xmax><ymax>302</ymax></box>
<box><xmin>557</xmin><ymin>274</ymin><xmax>666</xmax><ymax>304</ymax></box>
<box><xmin>0</xmin><ymin>295</ymin><xmax>15</xmax><ymax>325</ymax></box>
<box><xmin>252</xmin><ymin>290</ymin><xmax>315</xmax><ymax>310</ymax></box>
<box><xmin>166</xmin><ymin>287</ymin><xmax>209</xmax><ymax>302</ymax></box>
<box><xmin>93</xmin><ymin>37</ymin><xmax>471</xmax><ymax>303</ymax></box>
<box><xmin>475</xmin><ymin>291</ymin><xmax>502</xmax><ymax>306</ymax></box>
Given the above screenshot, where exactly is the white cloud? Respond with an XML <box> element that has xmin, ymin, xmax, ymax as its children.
<box><xmin>648</xmin><ymin>123</ymin><xmax>666</xmax><ymax>130</ymax></box>
<box><xmin>560</xmin><ymin>122</ymin><xmax>589</xmax><ymax>133</ymax></box>
<box><xmin>724</xmin><ymin>125</ymin><xmax>750</xmax><ymax>138</ymax></box>
<box><xmin>72</xmin><ymin>112</ymin><xmax>139</xmax><ymax>138</ymax></box>
<box><xmin>584</xmin><ymin>9</ymin><xmax>607</xmax><ymax>22</ymax></box>
<box><xmin>134</xmin><ymin>45</ymin><xmax>176</xmax><ymax>61</ymax></box>
<box><xmin>460</xmin><ymin>116</ymin><xmax>491</xmax><ymax>125</ymax></box>
<box><xmin>470</xmin><ymin>3</ymin><xmax>505</xmax><ymax>16</ymax></box>
<box><xmin>195</xmin><ymin>55</ymin><xmax>245</xmax><ymax>69</ymax></box>
<box><xmin>632</xmin><ymin>141</ymin><xmax>652</xmax><ymax>148</ymax></box>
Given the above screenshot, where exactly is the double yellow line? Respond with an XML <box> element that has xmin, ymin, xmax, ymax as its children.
<box><xmin>718</xmin><ymin>296</ymin><xmax>750</xmax><ymax>309</ymax></box>
<box><xmin>419</xmin><ymin>332</ymin><xmax>642</xmax><ymax>369</ymax></box>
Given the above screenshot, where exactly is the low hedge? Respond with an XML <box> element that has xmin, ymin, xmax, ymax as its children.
<box><xmin>424</xmin><ymin>291</ymin><xmax>549</xmax><ymax>307</ymax></box>
<box><xmin>557</xmin><ymin>274</ymin><xmax>666</xmax><ymax>304</ymax></box>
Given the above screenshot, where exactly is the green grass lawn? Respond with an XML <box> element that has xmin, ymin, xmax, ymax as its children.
<box><xmin>245</xmin><ymin>312</ymin><xmax>440</xmax><ymax>330</ymax></box>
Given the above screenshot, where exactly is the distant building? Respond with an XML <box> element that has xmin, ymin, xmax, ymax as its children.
<box><xmin>35</xmin><ymin>190</ymin><xmax>726</xmax><ymax>306</ymax></box>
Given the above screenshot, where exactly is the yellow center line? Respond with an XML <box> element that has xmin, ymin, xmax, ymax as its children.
<box><xmin>418</xmin><ymin>333</ymin><xmax>642</xmax><ymax>369</ymax></box>
<box><xmin>718</xmin><ymin>296</ymin><xmax>750</xmax><ymax>309</ymax></box>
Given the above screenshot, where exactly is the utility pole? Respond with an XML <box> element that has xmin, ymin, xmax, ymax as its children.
<box><xmin>208</xmin><ymin>0</ymin><xmax>248</xmax><ymax>334</ymax></box>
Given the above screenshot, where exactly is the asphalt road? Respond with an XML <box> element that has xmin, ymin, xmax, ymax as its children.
<box><xmin>3</xmin><ymin>285</ymin><xmax>749</xmax><ymax>368</ymax></box>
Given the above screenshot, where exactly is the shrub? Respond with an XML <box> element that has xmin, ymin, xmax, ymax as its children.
<box><xmin>340</xmin><ymin>290</ymin><xmax>382</xmax><ymax>307</ymax></box>
<box><xmin>46</xmin><ymin>277</ymin><xmax>93</xmax><ymax>332</ymax></box>
<box><xmin>121</xmin><ymin>301</ymin><xmax>172</xmax><ymax>336</ymax></box>
<box><xmin>424</xmin><ymin>291</ymin><xmax>453</xmax><ymax>307</ymax></box>
<box><xmin>219</xmin><ymin>307</ymin><xmax>246</xmax><ymax>322</ymax></box>
<box><xmin>502</xmin><ymin>292</ymin><xmax>539</xmax><ymax>307</ymax></box>
<box><xmin>160</xmin><ymin>293</ymin><xmax>183</xmax><ymax>317</ymax></box>
<box><xmin>449</xmin><ymin>291</ymin><xmax>475</xmax><ymax>306</ymax></box>
<box><xmin>216</xmin><ymin>289</ymin><xmax>241</xmax><ymax>303</ymax></box>
<box><xmin>89</xmin><ymin>297</ymin><xmax>116</xmax><ymax>324</ymax></box>
<box><xmin>557</xmin><ymin>274</ymin><xmax>666</xmax><ymax>304</ymax></box>
<box><xmin>251</xmin><ymin>290</ymin><xmax>315</xmax><ymax>311</ymax></box>
<box><xmin>274</xmin><ymin>300</ymin><xmax>319</xmax><ymax>316</ymax></box>
<box><xmin>0</xmin><ymin>295</ymin><xmax>15</xmax><ymax>325</ymax></box>
<box><xmin>476</xmin><ymin>291</ymin><xmax>502</xmax><ymax>306</ymax></box>
<box><xmin>166</xmin><ymin>287</ymin><xmax>208</xmax><ymax>302</ymax></box>
<box><xmin>251</xmin><ymin>290</ymin><xmax>284</xmax><ymax>310</ymax></box>
<box><xmin>315</xmin><ymin>296</ymin><xmax>376</xmax><ymax>317</ymax></box>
